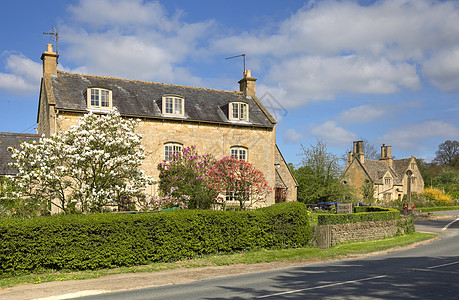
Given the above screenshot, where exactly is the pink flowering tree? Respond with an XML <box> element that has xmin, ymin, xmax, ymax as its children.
<box><xmin>208</xmin><ymin>157</ymin><xmax>271</xmax><ymax>210</ymax></box>
<box><xmin>10</xmin><ymin>109</ymin><xmax>153</xmax><ymax>214</ymax></box>
<box><xmin>157</xmin><ymin>146</ymin><xmax>217</xmax><ymax>209</ymax></box>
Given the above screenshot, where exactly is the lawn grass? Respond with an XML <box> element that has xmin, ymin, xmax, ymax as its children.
<box><xmin>0</xmin><ymin>232</ymin><xmax>435</xmax><ymax>288</ymax></box>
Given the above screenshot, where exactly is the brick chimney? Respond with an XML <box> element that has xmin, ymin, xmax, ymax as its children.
<box><xmin>238</xmin><ymin>70</ymin><xmax>256</xmax><ymax>97</ymax></box>
<box><xmin>41</xmin><ymin>44</ymin><xmax>58</xmax><ymax>76</ymax></box>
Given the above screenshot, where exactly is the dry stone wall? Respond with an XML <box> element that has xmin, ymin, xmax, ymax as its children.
<box><xmin>329</xmin><ymin>220</ymin><xmax>398</xmax><ymax>246</ymax></box>
<box><xmin>314</xmin><ymin>219</ymin><xmax>407</xmax><ymax>249</ymax></box>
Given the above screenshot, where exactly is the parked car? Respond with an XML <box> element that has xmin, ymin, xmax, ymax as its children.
<box><xmin>314</xmin><ymin>202</ymin><xmax>340</xmax><ymax>211</ymax></box>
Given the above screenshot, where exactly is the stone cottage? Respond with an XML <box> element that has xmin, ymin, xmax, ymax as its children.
<box><xmin>342</xmin><ymin>141</ymin><xmax>424</xmax><ymax>201</ymax></box>
<box><xmin>37</xmin><ymin>44</ymin><xmax>297</xmax><ymax>207</ymax></box>
<box><xmin>0</xmin><ymin>132</ymin><xmax>39</xmax><ymax>176</ymax></box>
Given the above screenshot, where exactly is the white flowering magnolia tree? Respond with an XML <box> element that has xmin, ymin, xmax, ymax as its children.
<box><xmin>10</xmin><ymin>109</ymin><xmax>153</xmax><ymax>213</ymax></box>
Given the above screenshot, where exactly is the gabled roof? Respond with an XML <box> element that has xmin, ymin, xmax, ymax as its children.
<box><xmin>0</xmin><ymin>132</ymin><xmax>39</xmax><ymax>175</ymax></box>
<box><xmin>392</xmin><ymin>158</ymin><xmax>412</xmax><ymax>179</ymax></box>
<box><xmin>48</xmin><ymin>71</ymin><xmax>275</xmax><ymax>128</ymax></box>
<box><xmin>356</xmin><ymin>158</ymin><xmax>407</xmax><ymax>185</ymax></box>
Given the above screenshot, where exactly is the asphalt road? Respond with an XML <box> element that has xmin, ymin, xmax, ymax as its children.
<box><xmin>77</xmin><ymin>216</ymin><xmax>459</xmax><ymax>300</ymax></box>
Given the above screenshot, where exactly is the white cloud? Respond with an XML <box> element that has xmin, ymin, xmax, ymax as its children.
<box><xmin>284</xmin><ymin>128</ymin><xmax>303</xmax><ymax>144</ymax></box>
<box><xmin>338</xmin><ymin>100</ymin><xmax>425</xmax><ymax>124</ymax></box>
<box><xmin>309</xmin><ymin>121</ymin><xmax>357</xmax><ymax>147</ymax></box>
<box><xmin>68</xmin><ymin>0</ymin><xmax>181</xmax><ymax>31</ymax></box>
<box><xmin>338</xmin><ymin>104</ymin><xmax>387</xmax><ymax>124</ymax></box>
<box><xmin>264</xmin><ymin>55</ymin><xmax>420</xmax><ymax>108</ymax></box>
<box><xmin>213</xmin><ymin>0</ymin><xmax>459</xmax><ymax>59</ymax></box>
<box><xmin>62</xmin><ymin>0</ymin><xmax>213</xmax><ymax>84</ymax></box>
<box><xmin>0</xmin><ymin>53</ymin><xmax>41</xmax><ymax>96</ymax></box>
<box><xmin>377</xmin><ymin>120</ymin><xmax>459</xmax><ymax>149</ymax></box>
<box><xmin>423</xmin><ymin>47</ymin><xmax>459</xmax><ymax>92</ymax></box>
<box><xmin>211</xmin><ymin>0</ymin><xmax>459</xmax><ymax>108</ymax></box>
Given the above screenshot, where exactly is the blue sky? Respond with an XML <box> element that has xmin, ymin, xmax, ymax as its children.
<box><xmin>1</xmin><ymin>0</ymin><xmax>459</xmax><ymax>165</ymax></box>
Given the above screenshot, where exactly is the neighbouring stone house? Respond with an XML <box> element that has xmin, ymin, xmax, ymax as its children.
<box><xmin>0</xmin><ymin>132</ymin><xmax>39</xmax><ymax>176</ymax></box>
<box><xmin>342</xmin><ymin>141</ymin><xmax>424</xmax><ymax>202</ymax></box>
<box><xmin>37</xmin><ymin>44</ymin><xmax>297</xmax><ymax>209</ymax></box>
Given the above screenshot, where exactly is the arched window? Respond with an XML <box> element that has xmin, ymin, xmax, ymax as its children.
<box><xmin>164</xmin><ymin>142</ymin><xmax>183</xmax><ymax>161</ymax></box>
<box><xmin>230</xmin><ymin>146</ymin><xmax>247</xmax><ymax>161</ymax></box>
<box><xmin>87</xmin><ymin>88</ymin><xmax>112</xmax><ymax>110</ymax></box>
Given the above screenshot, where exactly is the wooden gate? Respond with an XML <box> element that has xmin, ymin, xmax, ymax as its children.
<box><xmin>275</xmin><ymin>188</ymin><xmax>287</xmax><ymax>203</ymax></box>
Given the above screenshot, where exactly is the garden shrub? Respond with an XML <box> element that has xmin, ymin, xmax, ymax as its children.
<box><xmin>318</xmin><ymin>207</ymin><xmax>400</xmax><ymax>225</ymax></box>
<box><xmin>0</xmin><ymin>202</ymin><xmax>311</xmax><ymax>278</ymax></box>
<box><xmin>422</xmin><ymin>187</ymin><xmax>453</xmax><ymax>206</ymax></box>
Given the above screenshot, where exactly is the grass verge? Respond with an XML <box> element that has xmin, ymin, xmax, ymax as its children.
<box><xmin>0</xmin><ymin>232</ymin><xmax>435</xmax><ymax>288</ymax></box>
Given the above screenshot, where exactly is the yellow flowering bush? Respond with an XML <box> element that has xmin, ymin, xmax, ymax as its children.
<box><xmin>422</xmin><ymin>187</ymin><xmax>453</xmax><ymax>206</ymax></box>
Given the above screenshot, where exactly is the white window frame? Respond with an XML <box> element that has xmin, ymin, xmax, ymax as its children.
<box><xmin>229</xmin><ymin>102</ymin><xmax>249</xmax><ymax>121</ymax></box>
<box><xmin>230</xmin><ymin>146</ymin><xmax>247</xmax><ymax>161</ymax></box>
<box><xmin>225</xmin><ymin>191</ymin><xmax>236</xmax><ymax>202</ymax></box>
<box><xmin>164</xmin><ymin>142</ymin><xmax>183</xmax><ymax>161</ymax></box>
<box><xmin>162</xmin><ymin>96</ymin><xmax>185</xmax><ymax>117</ymax></box>
<box><xmin>87</xmin><ymin>88</ymin><xmax>112</xmax><ymax>110</ymax></box>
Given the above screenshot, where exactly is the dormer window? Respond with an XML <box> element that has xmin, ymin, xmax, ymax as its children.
<box><xmin>229</xmin><ymin>102</ymin><xmax>249</xmax><ymax>121</ymax></box>
<box><xmin>87</xmin><ymin>88</ymin><xmax>112</xmax><ymax>110</ymax></box>
<box><xmin>162</xmin><ymin>96</ymin><xmax>184</xmax><ymax>117</ymax></box>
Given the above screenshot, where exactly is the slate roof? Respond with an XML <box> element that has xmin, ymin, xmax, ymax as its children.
<box><xmin>0</xmin><ymin>132</ymin><xmax>39</xmax><ymax>175</ymax></box>
<box><xmin>392</xmin><ymin>158</ymin><xmax>412</xmax><ymax>178</ymax></box>
<box><xmin>363</xmin><ymin>159</ymin><xmax>403</xmax><ymax>185</ymax></box>
<box><xmin>49</xmin><ymin>71</ymin><xmax>275</xmax><ymax>128</ymax></box>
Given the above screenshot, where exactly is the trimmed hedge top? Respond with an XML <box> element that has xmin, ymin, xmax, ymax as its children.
<box><xmin>318</xmin><ymin>207</ymin><xmax>400</xmax><ymax>225</ymax></box>
<box><xmin>0</xmin><ymin>202</ymin><xmax>311</xmax><ymax>278</ymax></box>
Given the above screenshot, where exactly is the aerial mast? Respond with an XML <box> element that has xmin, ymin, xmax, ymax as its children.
<box><xmin>225</xmin><ymin>54</ymin><xmax>246</xmax><ymax>73</ymax></box>
<box><xmin>43</xmin><ymin>26</ymin><xmax>59</xmax><ymax>63</ymax></box>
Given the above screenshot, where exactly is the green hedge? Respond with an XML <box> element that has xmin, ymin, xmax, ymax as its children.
<box><xmin>0</xmin><ymin>202</ymin><xmax>310</xmax><ymax>278</ymax></box>
<box><xmin>318</xmin><ymin>207</ymin><xmax>400</xmax><ymax>225</ymax></box>
<box><xmin>353</xmin><ymin>206</ymin><xmax>390</xmax><ymax>213</ymax></box>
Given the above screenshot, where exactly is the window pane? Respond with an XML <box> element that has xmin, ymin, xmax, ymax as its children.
<box><xmin>165</xmin><ymin>144</ymin><xmax>182</xmax><ymax>160</ymax></box>
<box><xmin>232</xmin><ymin>103</ymin><xmax>239</xmax><ymax>119</ymax></box>
<box><xmin>91</xmin><ymin>89</ymin><xmax>99</xmax><ymax>106</ymax></box>
<box><xmin>101</xmin><ymin>90</ymin><xmax>109</xmax><ymax>107</ymax></box>
<box><xmin>240</xmin><ymin>104</ymin><xmax>247</xmax><ymax>120</ymax></box>
<box><xmin>231</xmin><ymin>149</ymin><xmax>238</xmax><ymax>159</ymax></box>
<box><xmin>165</xmin><ymin>145</ymin><xmax>172</xmax><ymax>160</ymax></box>
<box><xmin>230</xmin><ymin>147</ymin><xmax>247</xmax><ymax>161</ymax></box>
<box><xmin>174</xmin><ymin>98</ymin><xmax>182</xmax><ymax>115</ymax></box>
<box><xmin>173</xmin><ymin>145</ymin><xmax>182</xmax><ymax>153</ymax></box>
<box><xmin>239</xmin><ymin>149</ymin><xmax>246</xmax><ymax>160</ymax></box>
<box><xmin>165</xmin><ymin>98</ymin><xmax>173</xmax><ymax>114</ymax></box>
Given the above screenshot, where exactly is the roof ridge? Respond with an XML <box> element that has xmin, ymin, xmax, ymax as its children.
<box><xmin>0</xmin><ymin>132</ymin><xmax>39</xmax><ymax>136</ymax></box>
<box><xmin>57</xmin><ymin>71</ymin><xmax>244</xmax><ymax>95</ymax></box>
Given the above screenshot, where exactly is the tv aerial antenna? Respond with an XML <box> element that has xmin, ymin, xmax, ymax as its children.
<box><xmin>43</xmin><ymin>26</ymin><xmax>59</xmax><ymax>63</ymax></box>
<box><xmin>225</xmin><ymin>54</ymin><xmax>246</xmax><ymax>73</ymax></box>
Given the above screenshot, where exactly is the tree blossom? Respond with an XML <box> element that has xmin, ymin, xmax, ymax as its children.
<box><xmin>208</xmin><ymin>157</ymin><xmax>271</xmax><ymax>210</ymax></box>
<box><xmin>157</xmin><ymin>146</ymin><xmax>217</xmax><ymax>209</ymax></box>
<box><xmin>10</xmin><ymin>109</ymin><xmax>154</xmax><ymax>213</ymax></box>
